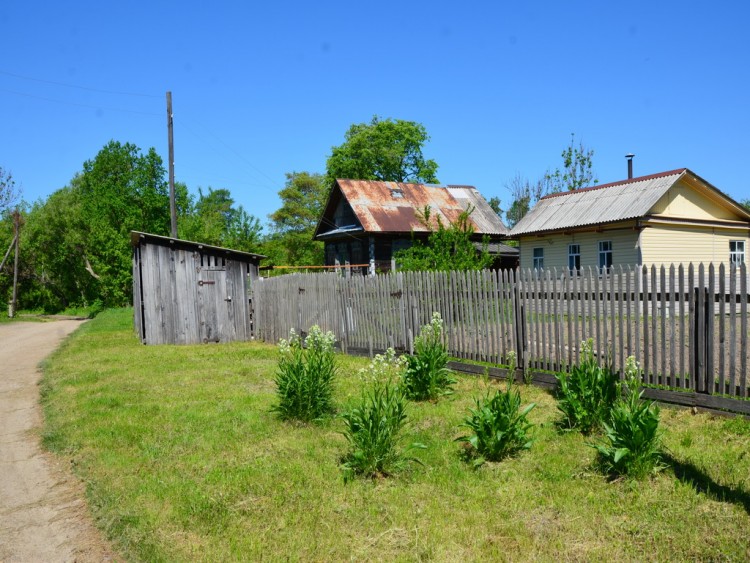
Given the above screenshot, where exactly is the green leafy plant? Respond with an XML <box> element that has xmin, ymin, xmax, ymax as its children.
<box><xmin>592</xmin><ymin>357</ymin><xmax>663</xmax><ymax>479</ymax></box>
<box><xmin>272</xmin><ymin>326</ymin><xmax>336</xmax><ymax>422</ymax></box>
<box><xmin>401</xmin><ymin>313</ymin><xmax>456</xmax><ymax>401</ymax></box>
<box><xmin>340</xmin><ymin>350</ymin><xmax>424</xmax><ymax>482</ymax></box>
<box><xmin>458</xmin><ymin>380</ymin><xmax>535</xmax><ymax>466</ymax></box>
<box><xmin>555</xmin><ymin>339</ymin><xmax>617</xmax><ymax>434</ymax></box>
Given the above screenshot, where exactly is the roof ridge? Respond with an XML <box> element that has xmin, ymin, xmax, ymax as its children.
<box><xmin>540</xmin><ymin>168</ymin><xmax>687</xmax><ymax>200</ymax></box>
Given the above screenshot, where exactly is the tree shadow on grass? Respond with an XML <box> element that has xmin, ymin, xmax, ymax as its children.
<box><xmin>665</xmin><ymin>453</ymin><xmax>750</xmax><ymax>515</ymax></box>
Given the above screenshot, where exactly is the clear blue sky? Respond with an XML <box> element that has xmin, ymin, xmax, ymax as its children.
<box><xmin>2</xmin><ymin>1</ymin><xmax>749</xmax><ymax>231</ymax></box>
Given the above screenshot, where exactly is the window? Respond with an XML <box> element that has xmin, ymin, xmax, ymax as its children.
<box><xmin>598</xmin><ymin>241</ymin><xmax>613</xmax><ymax>272</ymax></box>
<box><xmin>533</xmin><ymin>247</ymin><xmax>544</xmax><ymax>270</ymax></box>
<box><xmin>568</xmin><ymin>244</ymin><xmax>581</xmax><ymax>273</ymax></box>
<box><xmin>730</xmin><ymin>240</ymin><xmax>745</xmax><ymax>265</ymax></box>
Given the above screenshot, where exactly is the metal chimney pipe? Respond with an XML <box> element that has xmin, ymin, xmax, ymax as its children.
<box><xmin>626</xmin><ymin>153</ymin><xmax>635</xmax><ymax>179</ymax></box>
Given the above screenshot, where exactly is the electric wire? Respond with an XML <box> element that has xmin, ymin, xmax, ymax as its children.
<box><xmin>0</xmin><ymin>69</ymin><xmax>160</xmax><ymax>98</ymax></box>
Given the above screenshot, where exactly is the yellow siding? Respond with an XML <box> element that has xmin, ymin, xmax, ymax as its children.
<box><xmin>650</xmin><ymin>179</ymin><xmax>739</xmax><ymax>221</ymax></box>
<box><xmin>640</xmin><ymin>225</ymin><xmax>750</xmax><ymax>267</ymax></box>
<box><xmin>519</xmin><ymin>228</ymin><xmax>640</xmax><ymax>271</ymax></box>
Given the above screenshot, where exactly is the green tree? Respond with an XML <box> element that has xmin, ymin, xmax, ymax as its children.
<box><xmin>545</xmin><ymin>133</ymin><xmax>597</xmax><ymax>193</ymax></box>
<box><xmin>395</xmin><ymin>206</ymin><xmax>492</xmax><ymax>272</ymax></box>
<box><xmin>179</xmin><ymin>187</ymin><xmax>262</xmax><ymax>252</ymax></box>
<box><xmin>264</xmin><ymin>172</ymin><xmax>327</xmax><ymax>266</ymax></box>
<box><xmin>326</xmin><ymin>116</ymin><xmax>439</xmax><ymax>185</ymax></box>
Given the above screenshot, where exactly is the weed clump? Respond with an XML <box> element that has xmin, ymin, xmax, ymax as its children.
<box><xmin>401</xmin><ymin>313</ymin><xmax>456</xmax><ymax>401</ymax></box>
<box><xmin>340</xmin><ymin>349</ymin><xmax>424</xmax><ymax>482</ymax></box>
<box><xmin>272</xmin><ymin>326</ymin><xmax>336</xmax><ymax>422</ymax></box>
<box><xmin>458</xmin><ymin>380</ymin><xmax>535</xmax><ymax>466</ymax></box>
<box><xmin>592</xmin><ymin>356</ymin><xmax>664</xmax><ymax>479</ymax></box>
<box><xmin>555</xmin><ymin>339</ymin><xmax>617</xmax><ymax>434</ymax></box>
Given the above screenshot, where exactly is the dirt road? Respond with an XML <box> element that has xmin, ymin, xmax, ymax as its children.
<box><xmin>0</xmin><ymin>320</ymin><xmax>114</xmax><ymax>562</ymax></box>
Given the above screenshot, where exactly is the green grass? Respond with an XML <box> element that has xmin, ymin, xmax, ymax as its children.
<box><xmin>41</xmin><ymin>308</ymin><xmax>750</xmax><ymax>561</ymax></box>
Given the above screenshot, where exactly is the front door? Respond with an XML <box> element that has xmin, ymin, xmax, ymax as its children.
<box><xmin>197</xmin><ymin>254</ymin><xmax>232</xmax><ymax>343</ymax></box>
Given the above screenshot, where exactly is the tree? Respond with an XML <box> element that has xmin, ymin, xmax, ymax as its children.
<box><xmin>0</xmin><ymin>167</ymin><xmax>20</xmax><ymax>214</ymax></box>
<box><xmin>179</xmin><ymin>187</ymin><xmax>262</xmax><ymax>252</ymax></box>
<box><xmin>545</xmin><ymin>133</ymin><xmax>597</xmax><ymax>193</ymax></box>
<box><xmin>264</xmin><ymin>172</ymin><xmax>328</xmax><ymax>266</ymax></box>
<box><xmin>326</xmin><ymin>116</ymin><xmax>439</xmax><ymax>185</ymax></box>
<box><xmin>741</xmin><ymin>199</ymin><xmax>750</xmax><ymax>212</ymax></box>
<box><xmin>488</xmin><ymin>197</ymin><xmax>502</xmax><ymax>216</ymax></box>
<box><xmin>395</xmin><ymin>206</ymin><xmax>492</xmax><ymax>272</ymax></box>
<box><xmin>504</xmin><ymin>135</ymin><xmax>597</xmax><ymax>228</ymax></box>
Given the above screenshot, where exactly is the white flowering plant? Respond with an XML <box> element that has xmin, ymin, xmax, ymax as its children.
<box><xmin>402</xmin><ymin>312</ymin><xmax>455</xmax><ymax>401</ymax></box>
<box><xmin>273</xmin><ymin>325</ymin><xmax>337</xmax><ymax>422</ymax></box>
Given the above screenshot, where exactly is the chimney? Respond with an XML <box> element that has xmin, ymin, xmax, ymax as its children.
<box><xmin>625</xmin><ymin>153</ymin><xmax>635</xmax><ymax>179</ymax></box>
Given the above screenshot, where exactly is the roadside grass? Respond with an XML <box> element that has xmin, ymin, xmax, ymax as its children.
<box><xmin>41</xmin><ymin>308</ymin><xmax>750</xmax><ymax>561</ymax></box>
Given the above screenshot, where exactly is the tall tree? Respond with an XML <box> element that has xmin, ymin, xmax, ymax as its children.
<box><xmin>264</xmin><ymin>172</ymin><xmax>327</xmax><ymax>266</ymax></box>
<box><xmin>544</xmin><ymin>133</ymin><xmax>598</xmax><ymax>193</ymax></box>
<box><xmin>0</xmin><ymin>167</ymin><xmax>19</xmax><ymax>214</ymax></box>
<box><xmin>179</xmin><ymin>187</ymin><xmax>262</xmax><ymax>252</ymax></box>
<box><xmin>326</xmin><ymin>116</ymin><xmax>439</xmax><ymax>185</ymax></box>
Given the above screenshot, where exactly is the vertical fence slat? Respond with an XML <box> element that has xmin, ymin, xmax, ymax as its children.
<box><xmin>741</xmin><ymin>263</ymin><xmax>748</xmax><ymax>398</ymax></box>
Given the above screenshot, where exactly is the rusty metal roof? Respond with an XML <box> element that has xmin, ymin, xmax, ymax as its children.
<box><xmin>509</xmin><ymin>169</ymin><xmax>688</xmax><ymax>236</ymax></box>
<box><xmin>316</xmin><ymin>179</ymin><xmax>508</xmax><ymax>238</ymax></box>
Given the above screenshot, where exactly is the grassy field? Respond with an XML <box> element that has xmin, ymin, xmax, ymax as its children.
<box><xmin>41</xmin><ymin>308</ymin><xmax>750</xmax><ymax>561</ymax></box>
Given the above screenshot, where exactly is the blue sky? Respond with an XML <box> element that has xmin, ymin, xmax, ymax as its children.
<box><xmin>2</xmin><ymin>1</ymin><xmax>749</xmax><ymax>230</ymax></box>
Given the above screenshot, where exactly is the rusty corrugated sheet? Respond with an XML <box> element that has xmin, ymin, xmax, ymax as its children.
<box><xmin>337</xmin><ymin>179</ymin><xmax>508</xmax><ymax>235</ymax></box>
<box><xmin>509</xmin><ymin>170</ymin><xmax>686</xmax><ymax>236</ymax></box>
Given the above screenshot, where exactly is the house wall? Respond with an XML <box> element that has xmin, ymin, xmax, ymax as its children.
<box><xmin>639</xmin><ymin>224</ymin><xmax>750</xmax><ymax>267</ymax></box>
<box><xmin>518</xmin><ymin>227</ymin><xmax>640</xmax><ymax>271</ymax></box>
<box><xmin>651</xmin><ymin>180</ymin><xmax>738</xmax><ymax>221</ymax></box>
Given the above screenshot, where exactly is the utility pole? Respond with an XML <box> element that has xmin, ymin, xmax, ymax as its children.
<box><xmin>167</xmin><ymin>91</ymin><xmax>177</xmax><ymax>238</ymax></box>
<box><xmin>10</xmin><ymin>209</ymin><xmax>20</xmax><ymax>317</ymax></box>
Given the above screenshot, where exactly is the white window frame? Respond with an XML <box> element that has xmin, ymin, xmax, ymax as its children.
<box><xmin>568</xmin><ymin>244</ymin><xmax>581</xmax><ymax>273</ymax></box>
<box><xmin>730</xmin><ymin>240</ymin><xmax>745</xmax><ymax>265</ymax></box>
<box><xmin>598</xmin><ymin>240</ymin><xmax>613</xmax><ymax>272</ymax></box>
<box><xmin>532</xmin><ymin>247</ymin><xmax>544</xmax><ymax>270</ymax></box>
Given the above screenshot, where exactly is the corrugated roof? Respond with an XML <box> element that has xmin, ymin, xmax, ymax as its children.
<box><xmin>509</xmin><ymin>169</ymin><xmax>686</xmax><ymax>236</ymax></box>
<box><xmin>324</xmin><ymin>179</ymin><xmax>508</xmax><ymax>236</ymax></box>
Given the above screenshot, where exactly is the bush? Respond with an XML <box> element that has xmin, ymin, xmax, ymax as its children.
<box><xmin>401</xmin><ymin>313</ymin><xmax>456</xmax><ymax>401</ymax></box>
<box><xmin>592</xmin><ymin>357</ymin><xmax>663</xmax><ymax>479</ymax></box>
<box><xmin>340</xmin><ymin>351</ymin><xmax>424</xmax><ymax>482</ymax></box>
<box><xmin>555</xmin><ymin>339</ymin><xmax>617</xmax><ymax>434</ymax></box>
<box><xmin>458</xmin><ymin>381</ymin><xmax>535</xmax><ymax>466</ymax></box>
<box><xmin>272</xmin><ymin>326</ymin><xmax>336</xmax><ymax>422</ymax></box>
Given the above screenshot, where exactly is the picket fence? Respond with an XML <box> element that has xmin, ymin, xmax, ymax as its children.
<box><xmin>252</xmin><ymin>264</ymin><xmax>750</xmax><ymax>415</ymax></box>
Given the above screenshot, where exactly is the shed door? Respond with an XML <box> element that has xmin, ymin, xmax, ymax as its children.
<box><xmin>197</xmin><ymin>256</ymin><xmax>232</xmax><ymax>343</ymax></box>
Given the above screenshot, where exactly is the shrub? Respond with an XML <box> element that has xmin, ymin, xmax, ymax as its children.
<box><xmin>340</xmin><ymin>350</ymin><xmax>424</xmax><ymax>482</ymax></box>
<box><xmin>401</xmin><ymin>313</ymin><xmax>456</xmax><ymax>401</ymax></box>
<box><xmin>592</xmin><ymin>357</ymin><xmax>663</xmax><ymax>479</ymax></box>
<box><xmin>272</xmin><ymin>326</ymin><xmax>336</xmax><ymax>422</ymax></box>
<box><xmin>458</xmin><ymin>380</ymin><xmax>535</xmax><ymax>466</ymax></box>
<box><xmin>555</xmin><ymin>339</ymin><xmax>617</xmax><ymax>434</ymax></box>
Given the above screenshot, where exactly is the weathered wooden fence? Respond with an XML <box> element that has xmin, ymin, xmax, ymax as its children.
<box><xmin>252</xmin><ymin>264</ymin><xmax>750</xmax><ymax>414</ymax></box>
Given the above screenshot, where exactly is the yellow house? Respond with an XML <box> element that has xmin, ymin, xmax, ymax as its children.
<box><xmin>509</xmin><ymin>168</ymin><xmax>750</xmax><ymax>271</ymax></box>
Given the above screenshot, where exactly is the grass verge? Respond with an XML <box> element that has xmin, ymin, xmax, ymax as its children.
<box><xmin>41</xmin><ymin>308</ymin><xmax>750</xmax><ymax>561</ymax></box>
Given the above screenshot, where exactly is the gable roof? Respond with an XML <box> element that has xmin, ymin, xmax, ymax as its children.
<box><xmin>314</xmin><ymin>179</ymin><xmax>509</xmax><ymax>238</ymax></box>
<box><xmin>509</xmin><ymin>168</ymin><xmax>750</xmax><ymax>236</ymax></box>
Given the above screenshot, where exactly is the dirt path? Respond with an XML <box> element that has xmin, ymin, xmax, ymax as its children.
<box><xmin>0</xmin><ymin>320</ymin><xmax>114</xmax><ymax>562</ymax></box>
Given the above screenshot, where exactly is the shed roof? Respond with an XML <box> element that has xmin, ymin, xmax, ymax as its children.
<box><xmin>315</xmin><ymin>179</ymin><xmax>508</xmax><ymax>238</ymax></box>
<box><xmin>508</xmin><ymin>168</ymin><xmax>750</xmax><ymax>236</ymax></box>
<box><xmin>130</xmin><ymin>231</ymin><xmax>266</xmax><ymax>261</ymax></box>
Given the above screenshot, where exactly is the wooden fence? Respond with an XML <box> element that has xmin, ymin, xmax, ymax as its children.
<box><xmin>252</xmin><ymin>264</ymin><xmax>750</xmax><ymax>415</ymax></box>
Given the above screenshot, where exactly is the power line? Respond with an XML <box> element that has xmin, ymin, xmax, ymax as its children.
<box><xmin>0</xmin><ymin>69</ymin><xmax>159</xmax><ymax>98</ymax></box>
<box><xmin>0</xmin><ymin>87</ymin><xmax>160</xmax><ymax>116</ymax></box>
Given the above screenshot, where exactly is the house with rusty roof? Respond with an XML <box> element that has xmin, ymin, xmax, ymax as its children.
<box><xmin>314</xmin><ymin>179</ymin><xmax>515</xmax><ymax>273</ymax></box>
<box><xmin>509</xmin><ymin>168</ymin><xmax>750</xmax><ymax>272</ymax></box>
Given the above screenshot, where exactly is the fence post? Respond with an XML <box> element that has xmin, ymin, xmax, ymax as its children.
<box><xmin>514</xmin><ymin>270</ymin><xmax>526</xmax><ymax>372</ymax></box>
<box><xmin>692</xmin><ymin>283</ymin><xmax>710</xmax><ymax>394</ymax></box>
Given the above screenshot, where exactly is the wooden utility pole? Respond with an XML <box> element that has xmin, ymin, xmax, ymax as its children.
<box><xmin>10</xmin><ymin>209</ymin><xmax>20</xmax><ymax>317</ymax></box>
<box><xmin>167</xmin><ymin>91</ymin><xmax>177</xmax><ymax>238</ymax></box>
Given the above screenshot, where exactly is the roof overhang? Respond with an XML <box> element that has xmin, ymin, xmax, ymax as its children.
<box><xmin>130</xmin><ymin>231</ymin><xmax>266</xmax><ymax>261</ymax></box>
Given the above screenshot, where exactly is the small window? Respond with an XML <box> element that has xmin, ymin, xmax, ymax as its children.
<box><xmin>390</xmin><ymin>189</ymin><xmax>404</xmax><ymax>199</ymax></box>
<box><xmin>598</xmin><ymin>241</ymin><xmax>613</xmax><ymax>272</ymax></box>
<box><xmin>533</xmin><ymin>247</ymin><xmax>544</xmax><ymax>270</ymax></box>
<box><xmin>730</xmin><ymin>240</ymin><xmax>745</xmax><ymax>265</ymax></box>
<box><xmin>568</xmin><ymin>244</ymin><xmax>581</xmax><ymax>273</ymax></box>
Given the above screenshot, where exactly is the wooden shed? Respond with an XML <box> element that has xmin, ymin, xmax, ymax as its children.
<box><xmin>131</xmin><ymin>231</ymin><xmax>265</xmax><ymax>345</ymax></box>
